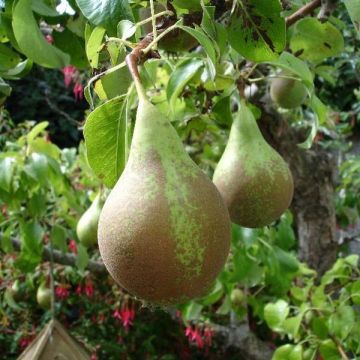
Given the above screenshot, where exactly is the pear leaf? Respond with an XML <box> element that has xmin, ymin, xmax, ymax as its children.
<box><xmin>84</xmin><ymin>95</ymin><xmax>128</xmax><ymax>188</ymax></box>
<box><xmin>12</xmin><ymin>0</ymin><xmax>70</xmax><ymax>68</ymax></box>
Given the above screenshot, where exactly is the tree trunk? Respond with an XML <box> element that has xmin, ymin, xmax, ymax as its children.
<box><xmin>259</xmin><ymin>109</ymin><xmax>338</xmax><ymax>274</ymax></box>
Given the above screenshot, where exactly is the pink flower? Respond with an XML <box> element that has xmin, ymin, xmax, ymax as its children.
<box><xmin>19</xmin><ymin>337</ymin><xmax>32</xmax><ymax>349</ymax></box>
<box><xmin>68</xmin><ymin>239</ymin><xmax>77</xmax><ymax>254</ymax></box>
<box><xmin>113</xmin><ymin>308</ymin><xmax>122</xmax><ymax>320</ymax></box>
<box><xmin>113</xmin><ymin>304</ymin><xmax>136</xmax><ymax>331</ymax></box>
<box><xmin>90</xmin><ymin>354</ymin><xmax>98</xmax><ymax>360</ymax></box>
<box><xmin>85</xmin><ymin>281</ymin><xmax>94</xmax><ymax>298</ymax></box>
<box><xmin>185</xmin><ymin>325</ymin><xmax>205</xmax><ymax>349</ymax></box>
<box><xmin>55</xmin><ymin>285</ymin><xmax>70</xmax><ymax>299</ymax></box>
<box><xmin>73</xmin><ymin>82</ymin><xmax>84</xmax><ymax>101</ymax></box>
<box><xmin>62</xmin><ymin>65</ymin><xmax>76</xmax><ymax>87</ymax></box>
<box><xmin>75</xmin><ymin>285</ymin><xmax>82</xmax><ymax>295</ymax></box>
<box><xmin>45</xmin><ymin>35</ymin><xmax>54</xmax><ymax>44</ymax></box>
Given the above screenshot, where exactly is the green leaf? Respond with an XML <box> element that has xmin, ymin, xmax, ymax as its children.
<box><xmin>178</xmin><ymin>25</ymin><xmax>217</xmax><ymax>77</ymax></box>
<box><xmin>117</xmin><ymin>20</ymin><xmax>136</xmax><ymax>40</ymax></box>
<box><xmin>264</xmin><ymin>299</ymin><xmax>289</xmax><ymax>331</ymax></box>
<box><xmin>344</xmin><ymin>0</ymin><xmax>360</xmax><ymax>33</ymax></box>
<box><xmin>351</xmin><ymin>279</ymin><xmax>360</xmax><ymax>305</ymax></box>
<box><xmin>311</xmin><ymin>317</ymin><xmax>329</xmax><ymax>340</ymax></box>
<box><xmin>274</xmin><ymin>246</ymin><xmax>299</xmax><ymax>273</ymax></box>
<box><xmin>84</xmin><ymin>95</ymin><xmax>128</xmax><ymax>188</ymax></box>
<box><xmin>76</xmin><ymin>243</ymin><xmax>89</xmax><ymax>272</ymax></box>
<box><xmin>1</xmin><ymin>59</ymin><xmax>33</xmax><ymax>80</ymax></box>
<box><xmin>283</xmin><ymin>315</ymin><xmax>302</xmax><ymax>340</ymax></box>
<box><xmin>319</xmin><ymin>340</ymin><xmax>340</xmax><ymax>360</ymax></box>
<box><xmin>272</xmin><ymin>344</ymin><xmax>303</xmax><ymax>360</ymax></box>
<box><xmin>24</xmin><ymin>153</ymin><xmax>49</xmax><ymax>185</ymax></box>
<box><xmin>86</xmin><ymin>26</ymin><xmax>106</xmax><ymax>69</ymax></box>
<box><xmin>26</xmin><ymin>121</ymin><xmax>49</xmax><ymax>144</ymax></box>
<box><xmin>53</xmin><ymin>29</ymin><xmax>88</xmax><ymax>69</ymax></box>
<box><xmin>199</xmin><ymin>280</ymin><xmax>223</xmax><ymax>306</ymax></box>
<box><xmin>0</xmin><ymin>43</ymin><xmax>21</xmax><ymax>71</ymax></box>
<box><xmin>269</xmin><ymin>52</ymin><xmax>313</xmax><ymax>87</ymax></box>
<box><xmin>32</xmin><ymin>0</ymin><xmax>60</xmax><ymax>17</ymax></box>
<box><xmin>213</xmin><ymin>96</ymin><xmax>233</xmax><ymax>126</ymax></box>
<box><xmin>290</xmin><ymin>18</ymin><xmax>344</xmax><ymax>63</ymax></box>
<box><xmin>75</xmin><ymin>0</ymin><xmax>133</xmax><ymax>35</ymax></box>
<box><xmin>0</xmin><ymin>157</ymin><xmax>15</xmax><ymax>192</ymax></box>
<box><xmin>166</xmin><ymin>58</ymin><xmax>204</xmax><ymax>112</ymax></box>
<box><xmin>0</xmin><ymin>77</ymin><xmax>11</xmax><ymax>97</ymax></box>
<box><xmin>51</xmin><ymin>225</ymin><xmax>68</xmax><ymax>253</ymax></box>
<box><xmin>328</xmin><ymin>305</ymin><xmax>355</xmax><ymax>340</ymax></box>
<box><xmin>181</xmin><ymin>302</ymin><xmax>203</xmax><ymax>321</ymax></box>
<box><xmin>94</xmin><ymin>66</ymin><xmax>131</xmax><ymax>100</ymax></box>
<box><xmin>12</xmin><ymin>0</ymin><xmax>70</xmax><ymax>68</ymax></box>
<box><xmin>228</xmin><ymin>0</ymin><xmax>285</xmax><ymax>62</ymax></box>
<box><xmin>298</xmin><ymin>95</ymin><xmax>327</xmax><ymax>149</ymax></box>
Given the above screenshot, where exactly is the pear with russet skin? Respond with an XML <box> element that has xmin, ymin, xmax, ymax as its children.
<box><xmin>76</xmin><ymin>193</ymin><xmax>103</xmax><ymax>247</ymax></box>
<box><xmin>213</xmin><ymin>101</ymin><xmax>294</xmax><ymax>228</ymax></box>
<box><xmin>98</xmin><ymin>75</ymin><xmax>231</xmax><ymax>306</ymax></box>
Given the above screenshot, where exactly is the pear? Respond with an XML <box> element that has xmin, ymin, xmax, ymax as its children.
<box><xmin>98</xmin><ymin>79</ymin><xmax>231</xmax><ymax>306</ymax></box>
<box><xmin>270</xmin><ymin>72</ymin><xmax>307</xmax><ymax>109</ymax></box>
<box><xmin>36</xmin><ymin>283</ymin><xmax>52</xmax><ymax>309</ymax></box>
<box><xmin>213</xmin><ymin>101</ymin><xmax>294</xmax><ymax>228</ymax></box>
<box><xmin>76</xmin><ymin>193</ymin><xmax>103</xmax><ymax>247</ymax></box>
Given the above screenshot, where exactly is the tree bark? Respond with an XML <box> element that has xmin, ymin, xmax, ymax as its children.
<box><xmin>259</xmin><ymin>109</ymin><xmax>338</xmax><ymax>274</ymax></box>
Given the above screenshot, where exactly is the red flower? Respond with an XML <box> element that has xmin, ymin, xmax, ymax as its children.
<box><xmin>62</xmin><ymin>65</ymin><xmax>76</xmax><ymax>87</ymax></box>
<box><xmin>55</xmin><ymin>285</ymin><xmax>70</xmax><ymax>299</ymax></box>
<box><xmin>75</xmin><ymin>285</ymin><xmax>82</xmax><ymax>295</ymax></box>
<box><xmin>45</xmin><ymin>35</ymin><xmax>54</xmax><ymax>44</ymax></box>
<box><xmin>90</xmin><ymin>354</ymin><xmax>98</xmax><ymax>360</ymax></box>
<box><xmin>19</xmin><ymin>337</ymin><xmax>32</xmax><ymax>349</ymax></box>
<box><xmin>185</xmin><ymin>325</ymin><xmax>205</xmax><ymax>349</ymax></box>
<box><xmin>73</xmin><ymin>82</ymin><xmax>84</xmax><ymax>101</ymax></box>
<box><xmin>68</xmin><ymin>239</ymin><xmax>77</xmax><ymax>255</ymax></box>
<box><xmin>85</xmin><ymin>281</ymin><xmax>94</xmax><ymax>298</ymax></box>
<box><xmin>113</xmin><ymin>303</ymin><xmax>136</xmax><ymax>331</ymax></box>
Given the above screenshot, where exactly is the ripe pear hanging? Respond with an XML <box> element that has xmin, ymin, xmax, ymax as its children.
<box><xmin>76</xmin><ymin>193</ymin><xmax>103</xmax><ymax>247</ymax></box>
<box><xmin>213</xmin><ymin>101</ymin><xmax>294</xmax><ymax>228</ymax></box>
<box><xmin>97</xmin><ymin>71</ymin><xmax>231</xmax><ymax>306</ymax></box>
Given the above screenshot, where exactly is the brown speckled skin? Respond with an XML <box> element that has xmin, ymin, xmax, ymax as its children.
<box><xmin>98</xmin><ymin>100</ymin><xmax>230</xmax><ymax>306</ymax></box>
<box><xmin>215</xmin><ymin>157</ymin><xmax>294</xmax><ymax>228</ymax></box>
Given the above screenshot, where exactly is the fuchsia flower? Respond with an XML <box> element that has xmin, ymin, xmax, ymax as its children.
<box><xmin>75</xmin><ymin>284</ymin><xmax>82</xmax><ymax>295</ymax></box>
<box><xmin>113</xmin><ymin>303</ymin><xmax>136</xmax><ymax>331</ymax></box>
<box><xmin>55</xmin><ymin>285</ymin><xmax>70</xmax><ymax>299</ymax></box>
<box><xmin>73</xmin><ymin>82</ymin><xmax>84</xmax><ymax>101</ymax></box>
<box><xmin>85</xmin><ymin>281</ymin><xmax>94</xmax><ymax>298</ymax></box>
<box><xmin>62</xmin><ymin>65</ymin><xmax>76</xmax><ymax>87</ymax></box>
<box><xmin>68</xmin><ymin>239</ymin><xmax>77</xmax><ymax>254</ymax></box>
<box><xmin>45</xmin><ymin>35</ymin><xmax>54</xmax><ymax>44</ymax></box>
<box><xmin>185</xmin><ymin>325</ymin><xmax>214</xmax><ymax>350</ymax></box>
<box><xmin>19</xmin><ymin>337</ymin><xmax>32</xmax><ymax>349</ymax></box>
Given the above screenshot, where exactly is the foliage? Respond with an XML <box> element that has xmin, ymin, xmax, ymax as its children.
<box><xmin>0</xmin><ymin>0</ymin><xmax>360</xmax><ymax>359</ymax></box>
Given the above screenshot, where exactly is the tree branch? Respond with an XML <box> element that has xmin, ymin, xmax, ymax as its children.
<box><xmin>286</xmin><ymin>0</ymin><xmax>321</xmax><ymax>27</ymax></box>
<box><xmin>10</xmin><ymin>238</ymin><xmax>107</xmax><ymax>275</ymax></box>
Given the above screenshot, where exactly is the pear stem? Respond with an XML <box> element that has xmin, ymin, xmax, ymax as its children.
<box><xmin>125</xmin><ymin>34</ymin><xmax>160</xmax><ymax>101</ymax></box>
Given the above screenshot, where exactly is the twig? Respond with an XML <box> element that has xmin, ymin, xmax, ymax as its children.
<box><xmin>9</xmin><ymin>237</ymin><xmax>107</xmax><ymax>275</ymax></box>
<box><xmin>285</xmin><ymin>0</ymin><xmax>321</xmax><ymax>27</ymax></box>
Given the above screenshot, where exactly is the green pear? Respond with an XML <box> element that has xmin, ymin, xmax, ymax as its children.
<box><xmin>270</xmin><ymin>72</ymin><xmax>307</xmax><ymax>109</ymax></box>
<box><xmin>76</xmin><ymin>193</ymin><xmax>103</xmax><ymax>247</ymax></box>
<box><xmin>36</xmin><ymin>283</ymin><xmax>52</xmax><ymax>309</ymax></box>
<box><xmin>98</xmin><ymin>79</ymin><xmax>231</xmax><ymax>306</ymax></box>
<box><xmin>213</xmin><ymin>101</ymin><xmax>294</xmax><ymax>228</ymax></box>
